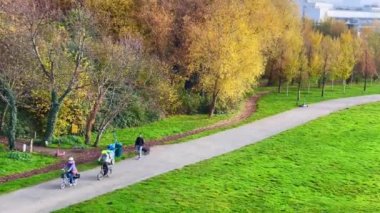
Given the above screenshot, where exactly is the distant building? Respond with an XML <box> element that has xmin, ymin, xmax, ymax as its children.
<box><xmin>295</xmin><ymin>0</ymin><xmax>380</xmax><ymax>29</ymax></box>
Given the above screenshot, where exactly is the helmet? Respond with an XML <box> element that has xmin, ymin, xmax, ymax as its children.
<box><xmin>68</xmin><ymin>157</ymin><xmax>74</xmax><ymax>161</ymax></box>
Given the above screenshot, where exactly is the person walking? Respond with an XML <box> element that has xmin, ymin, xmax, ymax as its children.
<box><xmin>134</xmin><ymin>134</ymin><xmax>144</xmax><ymax>160</ymax></box>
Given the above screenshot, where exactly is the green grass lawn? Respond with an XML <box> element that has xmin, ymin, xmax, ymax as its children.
<box><xmin>247</xmin><ymin>82</ymin><xmax>380</xmax><ymax>122</ymax></box>
<box><xmin>56</xmin><ymin>102</ymin><xmax>380</xmax><ymax>212</ymax></box>
<box><xmin>0</xmin><ymin>145</ymin><xmax>58</xmax><ymax>178</ymax></box>
<box><xmin>170</xmin><ymin>83</ymin><xmax>380</xmax><ymax>144</ymax></box>
<box><xmin>0</xmin><ymin>161</ymin><xmax>99</xmax><ymax>195</ymax></box>
<box><xmin>1</xmin><ymin>83</ymin><xmax>379</xmax><ymax>196</ymax></box>
<box><xmin>99</xmin><ymin>113</ymin><xmax>232</xmax><ymax>147</ymax></box>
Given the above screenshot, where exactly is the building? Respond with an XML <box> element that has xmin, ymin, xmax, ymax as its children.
<box><xmin>295</xmin><ymin>0</ymin><xmax>380</xmax><ymax>28</ymax></box>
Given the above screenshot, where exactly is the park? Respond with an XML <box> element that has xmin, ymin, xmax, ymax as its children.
<box><xmin>1</xmin><ymin>0</ymin><xmax>380</xmax><ymax>212</ymax></box>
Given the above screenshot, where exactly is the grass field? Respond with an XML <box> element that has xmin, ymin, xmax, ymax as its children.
<box><xmin>247</xmin><ymin>82</ymin><xmax>380</xmax><ymax>122</ymax></box>
<box><xmin>57</xmin><ymin>102</ymin><xmax>380</xmax><ymax>212</ymax></box>
<box><xmin>0</xmin><ymin>145</ymin><xmax>58</xmax><ymax>178</ymax></box>
<box><xmin>171</xmin><ymin>83</ymin><xmax>380</xmax><ymax>144</ymax></box>
<box><xmin>99</xmin><ymin>113</ymin><xmax>233</xmax><ymax>147</ymax></box>
<box><xmin>1</xmin><ymin>83</ymin><xmax>379</xmax><ymax>195</ymax></box>
<box><xmin>0</xmin><ymin>161</ymin><xmax>99</xmax><ymax>195</ymax></box>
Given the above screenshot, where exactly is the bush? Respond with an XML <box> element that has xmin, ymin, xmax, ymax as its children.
<box><xmin>8</xmin><ymin>151</ymin><xmax>32</xmax><ymax>161</ymax></box>
<box><xmin>112</xmin><ymin>96</ymin><xmax>161</xmax><ymax>128</ymax></box>
<box><xmin>51</xmin><ymin>135</ymin><xmax>83</xmax><ymax>146</ymax></box>
<box><xmin>180</xmin><ymin>91</ymin><xmax>202</xmax><ymax>114</ymax></box>
<box><xmin>0</xmin><ymin>105</ymin><xmax>40</xmax><ymax>138</ymax></box>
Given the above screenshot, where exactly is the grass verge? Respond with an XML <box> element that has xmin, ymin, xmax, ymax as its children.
<box><xmin>56</xmin><ymin>102</ymin><xmax>380</xmax><ymax>212</ymax></box>
<box><xmin>0</xmin><ymin>161</ymin><xmax>99</xmax><ymax>195</ymax></box>
<box><xmin>0</xmin><ymin>145</ymin><xmax>58</xmax><ymax>178</ymax></box>
<box><xmin>172</xmin><ymin>83</ymin><xmax>380</xmax><ymax>144</ymax></box>
<box><xmin>2</xmin><ymin>83</ymin><xmax>378</xmax><ymax>195</ymax></box>
<box><xmin>99</xmin><ymin>109</ymin><xmax>236</xmax><ymax>146</ymax></box>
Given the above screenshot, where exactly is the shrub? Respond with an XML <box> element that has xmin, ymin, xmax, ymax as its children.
<box><xmin>51</xmin><ymin>135</ymin><xmax>83</xmax><ymax>146</ymax></box>
<box><xmin>8</xmin><ymin>151</ymin><xmax>32</xmax><ymax>161</ymax></box>
<box><xmin>180</xmin><ymin>91</ymin><xmax>202</xmax><ymax>114</ymax></box>
<box><xmin>112</xmin><ymin>96</ymin><xmax>161</xmax><ymax>128</ymax></box>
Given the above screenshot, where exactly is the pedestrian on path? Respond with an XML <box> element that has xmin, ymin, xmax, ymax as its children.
<box><xmin>135</xmin><ymin>134</ymin><xmax>144</xmax><ymax>160</ymax></box>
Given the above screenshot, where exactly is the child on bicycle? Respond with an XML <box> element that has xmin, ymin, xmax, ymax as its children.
<box><xmin>63</xmin><ymin>157</ymin><xmax>78</xmax><ymax>186</ymax></box>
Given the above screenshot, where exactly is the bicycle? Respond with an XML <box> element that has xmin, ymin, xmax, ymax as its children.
<box><xmin>60</xmin><ymin>169</ymin><xmax>80</xmax><ymax>189</ymax></box>
<box><xmin>97</xmin><ymin>162</ymin><xmax>112</xmax><ymax>180</ymax></box>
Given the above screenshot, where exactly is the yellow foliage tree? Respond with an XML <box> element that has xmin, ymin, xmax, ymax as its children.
<box><xmin>320</xmin><ymin>35</ymin><xmax>338</xmax><ymax>97</ymax></box>
<box><xmin>25</xmin><ymin>89</ymin><xmax>88</xmax><ymax>136</ymax></box>
<box><xmin>304</xmin><ymin>25</ymin><xmax>324</xmax><ymax>92</ymax></box>
<box><xmin>331</xmin><ymin>31</ymin><xmax>357</xmax><ymax>93</ymax></box>
<box><xmin>85</xmin><ymin>0</ymin><xmax>138</xmax><ymax>38</ymax></box>
<box><xmin>188</xmin><ymin>0</ymin><xmax>264</xmax><ymax>117</ymax></box>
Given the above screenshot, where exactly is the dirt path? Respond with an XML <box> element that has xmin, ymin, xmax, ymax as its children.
<box><xmin>0</xmin><ymin>92</ymin><xmax>266</xmax><ymax>183</ymax></box>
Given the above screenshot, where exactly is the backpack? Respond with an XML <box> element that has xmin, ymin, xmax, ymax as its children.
<box><xmin>100</xmin><ymin>153</ymin><xmax>111</xmax><ymax>163</ymax></box>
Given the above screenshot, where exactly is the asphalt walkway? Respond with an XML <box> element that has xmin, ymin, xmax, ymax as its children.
<box><xmin>1</xmin><ymin>95</ymin><xmax>380</xmax><ymax>213</ymax></box>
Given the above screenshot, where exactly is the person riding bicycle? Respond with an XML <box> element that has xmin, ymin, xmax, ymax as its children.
<box><xmin>135</xmin><ymin>134</ymin><xmax>144</xmax><ymax>160</ymax></box>
<box><xmin>98</xmin><ymin>150</ymin><xmax>113</xmax><ymax>176</ymax></box>
<box><xmin>63</xmin><ymin>157</ymin><xmax>78</xmax><ymax>186</ymax></box>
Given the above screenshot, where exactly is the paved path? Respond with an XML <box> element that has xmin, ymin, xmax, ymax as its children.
<box><xmin>1</xmin><ymin>95</ymin><xmax>380</xmax><ymax>213</ymax></box>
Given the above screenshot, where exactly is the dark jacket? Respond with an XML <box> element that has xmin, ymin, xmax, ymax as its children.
<box><xmin>135</xmin><ymin>136</ymin><xmax>144</xmax><ymax>146</ymax></box>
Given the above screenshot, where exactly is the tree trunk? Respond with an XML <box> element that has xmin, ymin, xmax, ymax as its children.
<box><xmin>307</xmin><ymin>80</ymin><xmax>311</xmax><ymax>94</ymax></box>
<box><xmin>350</xmin><ymin>72</ymin><xmax>354</xmax><ymax>85</ymax></box>
<box><xmin>286</xmin><ymin>82</ymin><xmax>289</xmax><ymax>96</ymax></box>
<box><xmin>343</xmin><ymin>80</ymin><xmax>346</xmax><ymax>94</ymax></box>
<box><xmin>278</xmin><ymin>76</ymin><xmax>282</xmax><ymax>93</ymax></box>
<box><xmin>364</xmin><ymin>74</ymin><xmax>368</xmax><ymax>92</ymax></box>
<box><xmin>84</xmin><ymin>89</ymin><xmax>104</xmax><ymax>145</ymax></box>
<box><xmin>331</xmin><ymin>80</ymin><xmax>334</xmax><ymax>90</ymax></box>
<box><xmin>0</xmin><ymin>104</ymin><xmax>9</xmax><ymax>134</ymax></box>
<box><xmin>3</xmin><ymin>88</ymin><xmax>17</xmax><ymax>150</ymax></box>
<box><xmin>43</xmin><ymin>90</ymin><xmax>61</xmax><ymax>143</ymax></box>
<box><xmin>94</xmin><ymin>127</ymin><xmax>105</xmax><ymax>148</ymax></box>
<box><xmin>321</xmin><ymin>73</ymin><xmax>326</xmax><ymax>97</ymax></box>
<box><xmin>297</xmin><ymin>79</ymin><xmax>302</xmax><ymax>104</ymax></box>
<box><xmin>93</xmin><ymin>121</ymin><xmax>111</xmax><ymax>147</ymax></box>
<box><xmin>209</xmin><ymin>79</ymin><xmax>219</xmax><ymax>118</ymax></box>
<box><xmin>266</xmin><ymin>61</ymin><xmax>275</xmax><ymax>86</ymax></box>
<box><xmin>208</xmin><ymin>92</ymin><xmax>218</xmax><ymax>117</ymax></box>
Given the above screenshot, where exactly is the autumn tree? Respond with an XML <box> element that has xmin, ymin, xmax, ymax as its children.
<box><xmin>272</xmin><ymin>0</ymin><xmax>303</xmax><ymax>95</ymax></box>
<box><xmin>188</xmin><ymin>0</ymin><xmax>263</xmax><ymax>117</ymax></box>
<box><xmin>5</xmin><ymin>0</ymin><xmax>92</xmax><ymax>142</ymax></box>
<box><xmin>92</xmin><ymin>38</ymin><xmax>158</xmax><ymax>146</ymax></box>
<box><xmin>303</xmin><ymin>21</ymin><xmax>323</xmax><ymax>93</ymax></box>
<box><xmin>0</xmin><ymin>9</ymin><xmax>36</xmax><ymax>150</ymax></box>
<box><xmin>85</xmin><ymin>0</ymin><xmax>138</xmax><ymax>39</ymax></box>
<box><xmin>84</xmin><ymin>37</ymin><xmax>143</xmax><ymax>145</ymax></box>
<box><xmin>331</xmin><ymin>31</ymin><xmax>357</xmax><ymax>93</ymax></box>
<box><xmin>320</xmin><ymin>36</ymin><xmax>337</xmax><ymax>97</ymax></box>
<box><xmin>0</xmin><ymin>36</ymin><xmax>22</xmax><ymax>150</ymax></box>
<box><xmin>365</xmin><ymin>26</ymin><xmax>380</xmax><ymax>78</ymax></box>
<box><xmin>317</xmin><ymin>19</ymin><xmax>348</xmax><ymax>38</ymax></box>
<box><xmin>358</xmin><ymin>44</ymin><xmax>377</xmax><ymax>91</ymax></box>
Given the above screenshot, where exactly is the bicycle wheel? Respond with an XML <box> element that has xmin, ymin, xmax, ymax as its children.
<box><xmin>109</xmin><ymin>167</ymin><xmax>112</xmax><ymax>175</ymax></box>
<box><xmin>60</xmin><ymin>181</ymin><xmax>66</xmax><ymax>189</ymax></box>
<box><xmin>97</xmin><ymin>171</ymin><xmax>104</xmax><ymax>180</ymax></box>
